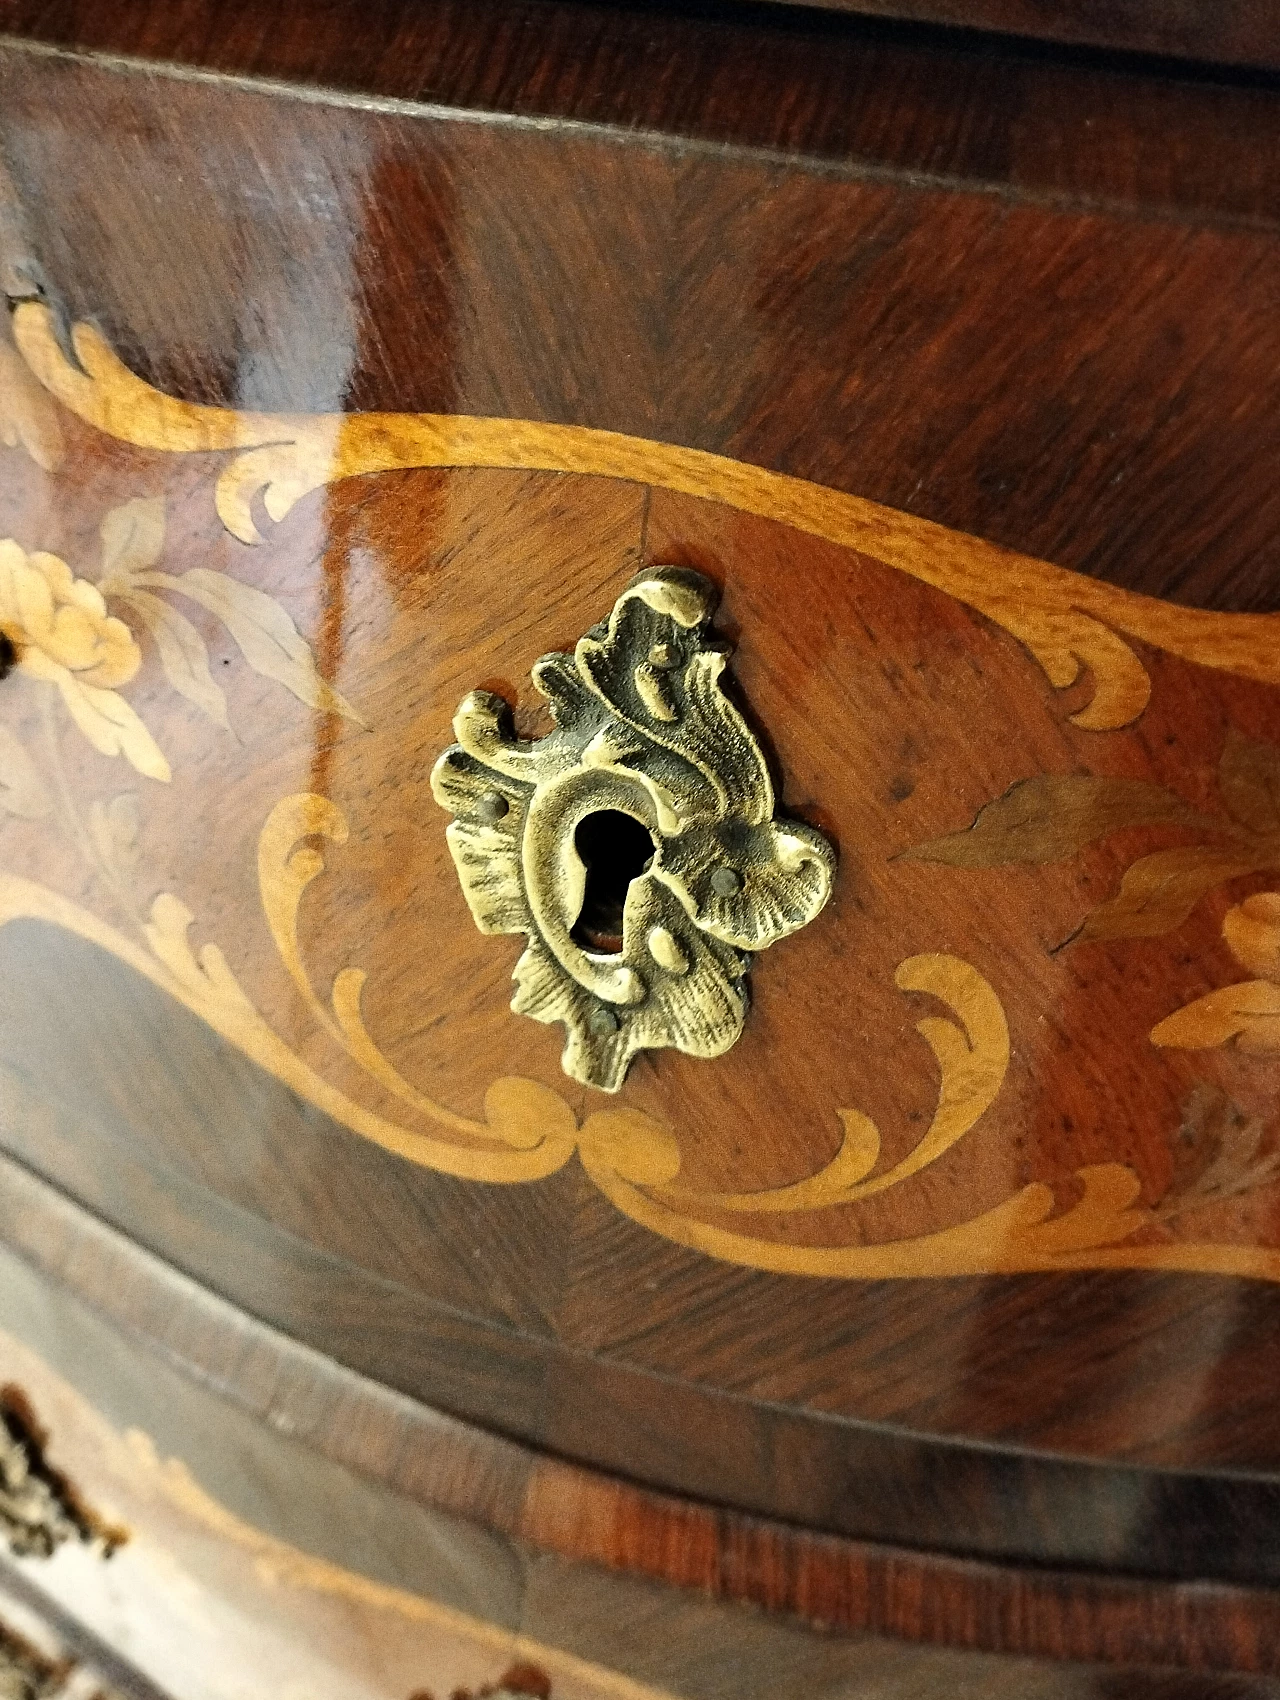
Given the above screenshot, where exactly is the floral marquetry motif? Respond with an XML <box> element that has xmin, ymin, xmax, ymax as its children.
<box><xmin>16</xmin><ymin>9</ymin><xmax>1280</xmax><ymax>1667</ymax></box>
<box><xmin>431</xmin><ymin>568</ymin><xmax>835</xmax><ymax>1090</ymax></box>
<box><xmin>6</xmin><ymin>309</ymin><xmax>1280</xmax><ymax>1290</ymax></box>
<box><xmin>0</xmin><ymin>539</ymin><xmax>166</xmax><ymax>781</ymax></box>
<box><xmin>1154</xmin><ymin>894</ymin><xmax>1280</xmax><ymax>1055</ymax></box>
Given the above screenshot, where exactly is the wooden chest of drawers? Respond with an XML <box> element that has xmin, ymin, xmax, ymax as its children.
<box><xmin>2</xmin><ymin>2</ymin><xmax>1280</xmax><ymax>1692</ymax></box>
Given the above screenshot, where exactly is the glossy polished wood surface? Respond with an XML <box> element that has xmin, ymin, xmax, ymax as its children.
<box><xmin>4</xmin><ymin>7</ymin><xmax>1280</xmax><ymax>610</ymax></box>
<box><xmin>3</xmin><ymin>0</ymin><xmax>1280</xmax><ymax>1671</ymax></box>
<box><xmin>761</xmin><ymin>0</ymin><xmax>1280</xmax><ymax>73</ymax></box>
<box><xmin>7</xmin><ymin>327</ymin><xmax>1280</xmax><ymax>1573</ymax></box>
<box><xmin>4</xmin><ymin>1157</ymin><xmax>1280</xmax><ymax>1688</ymax></box>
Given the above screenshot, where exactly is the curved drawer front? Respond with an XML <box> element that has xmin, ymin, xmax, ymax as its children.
<box><xmin>3</xmin><ymin>18</ymin><xmax>1280</xmax><ymax>1608</ymax></box>
<box><xmin>6</xmin><ymin>301</ymin><xmax>1280</xmax><ymax>1545</ymax></box>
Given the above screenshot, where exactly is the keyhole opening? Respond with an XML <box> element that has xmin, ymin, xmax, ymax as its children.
<box><xmin>570</xmin><ymin>810</ymin><xmax>656</xmax><ymax>955</ymax></box>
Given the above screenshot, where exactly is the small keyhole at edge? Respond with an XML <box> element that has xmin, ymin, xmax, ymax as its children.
<box><xmin>570</xmin><ymin>810</ymin><xmax>657</xmax><ymax>955</ymax></box>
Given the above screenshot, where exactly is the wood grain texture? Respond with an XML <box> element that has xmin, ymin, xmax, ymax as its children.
<box><xmin>3</xmin><ymin>1161</ymin><xmax>1280</xmax><ymax>1686</ymax></box>
<box><xmin>4</xmin><ymin>359</ymin><xmax>1280</xmax><ymax>1584</ymax></box>
<box><xmin>3</xmin><ymin>14</ymin><xmax>1280</xmax><ymax>610</ymax></box>
<box><xmin>20</xmin><ymin>304</ymin><xmax>1280</xmax><ymax>731</ymax></box>
<box><xmin>0</xmin><ymin>1339</ymin><xmax>654</xmax><ymax>1700</ymax></box>
<box><xmin>2</xmin><ymin>0</ymin><xmax>1280</xmax><ymax>1671</ymax></box>
<box><xmin>7</xmin><ymin>0</ymin><xmax>1280</xmax><ymax>198</ymax></box>
<box><xmin>756</xmin><ymin>0</ymin><xmax>1280</xmax><ymax>73</ymax></box>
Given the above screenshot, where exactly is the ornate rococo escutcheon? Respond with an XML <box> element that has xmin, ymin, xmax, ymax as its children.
<box><xmin>431</xmin><ymin>568</ymin><xmax>835</xmax><ymax>1089</ymax></box>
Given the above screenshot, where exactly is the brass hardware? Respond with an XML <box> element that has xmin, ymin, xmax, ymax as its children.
<box><xmin>431</xmin><ymin>568</ymin><xmax>835</xmax><ymax>1091</ymax></box>
<box><xmin>0</xmin><ymin>1395</ymin><xmax>123</xmax><ymax>1559</ymax></box>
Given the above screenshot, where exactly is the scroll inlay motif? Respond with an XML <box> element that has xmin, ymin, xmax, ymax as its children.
<box><xmin>3</xmin><ymin>306</ymin><xmax>1280</xmax><ymax>1285</ymax></box>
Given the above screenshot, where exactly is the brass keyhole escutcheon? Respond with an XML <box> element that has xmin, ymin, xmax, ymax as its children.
<box><xmin>431</xmin><ymin>567</ymin><xmax>835</xmax><ymax>1091</ymax></box>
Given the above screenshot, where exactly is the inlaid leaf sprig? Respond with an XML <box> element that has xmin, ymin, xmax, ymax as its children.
<box><xmin>0</xmin><ymin>336</ymin><xmax>64</xmax><ymax>473</ymax></box>
<box><xmin>87</xmin><ymin>791</ymin><xmax>141</xmax><ymax>888</ymax></box>
<box><xmin>98</xmin><ymin>496</ymin><xmax>363</xmax><ymax>729</ymax></box>
<box><xmin>903</xmin><ymin>729</ymin><xmax>1280</xmax><ymax>944</ymax></box>
<box><xmin>1154</xmin><ymin>1082</ymin><xmax>1280</xmax><ymax>1219</ymax></box>
<box><xmin>0</xmin><ymin>722</ymin><xmax>50</xmax><ymax>819</ymax></box>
